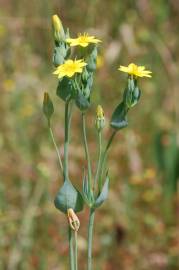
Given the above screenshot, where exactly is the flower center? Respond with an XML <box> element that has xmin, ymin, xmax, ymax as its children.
<box><xmin>64</xmin><ymin>63</ymin><xmax>76</xmax><ymax>73</ymax></box>
<box><xmin>78</xmin><ymin>33</ymin><xmax>89</xmax><ymax>43</ymax></box>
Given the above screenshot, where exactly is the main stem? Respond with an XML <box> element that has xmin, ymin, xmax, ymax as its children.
<box><xmin>64</xmin><ymin>100</ymin><xmax>70</xmax><ymax>179</ymax></box>
<box><xmin>64</xmin><ymin>100</ymin><xmax>75</xmax><ymax>270</ymax></box>
<box><xmin>74</xmin><ymin>231</ymin><xmax>78</xmax><ymax>270</ymax></box>
<box><xmin>69</xmin><ymin>227</ymin><xmax>75</xmax><ymax>270</ymax></box>
<box><xmin>87</xmin><ymin>130</ymin><xmax>117</xmax><ymax>270</ymax></box>
<box><xmin>87</xmin><ymin>208</ymin><xmax>95</xmax><ymax>270</ymax></box>
<box><xmin>82</xmin><ymin>113</ymin><xmax>92</xmax><ymax>188</ymax></box>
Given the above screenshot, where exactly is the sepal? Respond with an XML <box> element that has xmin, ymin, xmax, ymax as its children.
<box><xmin>87</xmin><ymin>46</ymin><xmax>98</xmax><ymax>72</ymax></box>
<box><xmin>123</xmin><ymin>78</ymin><xmax>141</xmax><ymax>108</ymax></box>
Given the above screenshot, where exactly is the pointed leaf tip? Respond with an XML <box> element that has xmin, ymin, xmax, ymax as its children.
<box><xmin>94</xmin><ymin>174</ymin><xmax>110</xmax><ymax>208</ymax></box>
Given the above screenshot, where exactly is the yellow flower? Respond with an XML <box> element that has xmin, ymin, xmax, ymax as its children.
<box><xmin>53</xmin><ymin>59</ymin><xmax>87</xmax><ymax>79</ymax></box>
<box><xmin>66</xmin><ymin>33</ymin><xmax>101</xmax><ymax>47</ymax></box>
<box><xmin>52</xmin><ymin>14</ymin><xmax>62</xmax><ymax>33</ymax></box>
<box><xmin>118</xmin><ymin>63</ymin><xmax>152</xmax><ymax>78</ymax></box>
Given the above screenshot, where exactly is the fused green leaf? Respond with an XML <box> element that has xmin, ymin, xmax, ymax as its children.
<box><xmin>56</xmin><ymin>77</ymin><xmax>75</xmax><ymax>101</ymax></box>
<box><xmin>110</xmin><ymin>102</ymin><xmax>128</xmax><ymax>130</ymax></box>
<box><xmin>82</xmin><ymin>174</ymin><xmax>94</xmax><ymax>207</ymax></box>
<box><xmin>94</xmin><ymin>174</ymin><xmax>110</xmax><ymax>208</ymax></box>
<box><xmin>75</xmin><ymin>92</ymin><xmax>90</xmax><ymax>111</ymax></box>
<box><xmin>54</xmin><ymin>178</ymin><xmax>84</xmax><ymax>213</ymax></box>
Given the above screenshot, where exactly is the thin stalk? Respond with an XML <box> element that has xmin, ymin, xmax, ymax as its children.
<box><xmin>49</xmin><ymin>126</ymin><xmax>63</xmax><ymax>175</ymax></box>
<box><xmin>87</xmin><ymin>208</ymin><xmax>95</xmax><ymax>270</ymax></box>
<box><xmin>94</xmin><ymin>131</ymin><xmax>102</xmax><ymax>191</ymax></box>
<box><xmin>82</xmin><ymin>113</ymin><xmax>92</xmax><ymax>188</ymax></box>
<box><xmin>69</xmin><ymin>227</ymin><xmax>75</xmax><ymax>270</ymax></box>
<box><xmin>99</xmin><ymin>130</ymin><xmax>117</xmax><ymax>190</ymax></box>
<box><xmin>74</xmin><ymin>231</ymin><xmax>78</xmax><ymax>270</ymax></box>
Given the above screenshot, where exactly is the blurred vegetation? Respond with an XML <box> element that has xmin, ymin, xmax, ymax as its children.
<box><xmin>0</xmin><ymin>0</ymin><xmax>179</xmax><ymax>269</ymax></box>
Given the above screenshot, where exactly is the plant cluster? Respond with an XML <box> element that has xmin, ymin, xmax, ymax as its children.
<box><xmin>43</xmin><ymin>14</ymin><xmax>152</xmax><ymax>270</ymax></box>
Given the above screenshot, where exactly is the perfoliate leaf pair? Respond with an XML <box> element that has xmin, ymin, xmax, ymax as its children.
<box><xmin>82</xmin><ymin>173</ymin><xmax>110</xmax><ymax>209</ymax></box>
<box><xmin>54</xmin><ymin>178</ymin><xmax>84</xmax><ymax>213</ymax></box>
<box><xmin>94</xmin><ymin>174</ymin><xmax>109</xmax><ymax>208</ymax></box>
<box><xmin>82</xmin><ymin>175</ymin><xmax>95</xmax><ymax>207</ymax></box>
<box><xmin>56</xmin><ymin>77</ymin><xmax>90</xmax><ymax>111</ymax></box>
<box><xmin>75</xmin><ymin>92</ymin><xmax>90</xmax><ymax>111</ymax></box>
<box><xmin>110</xmin><ymin>77</ymin><xmax>141</xmax><ymax>131</ymax></box>
<box><xmin>110</xmin><ymin>102</ymin><xmax>128</xmax><ymax>130</ymax></box>
<box><xmin>56</xmin><ymin>77</ymin><xmax>75</xmax><ymax>101</ymax></box>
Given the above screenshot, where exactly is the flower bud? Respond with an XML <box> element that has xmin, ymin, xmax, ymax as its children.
<box><xmin>52</xmin><ymin>14</ymin><xmax>65</xmax><ymax>43</ymax></box>
<box><xmin>52</xmin><ymin>15</ymin><xmax>62</xmax><ymax>32</ymax></box>
<box><xmin>95</xmin><ymin>105</ymin><xmax>105</xmax><ymax>131</ymax></box>
<box><xmin>43</xmin><ymin>92</ymin><xmax>54</xmax><ymax>125</ymax></box>
<box><xmin>67</xmin><ymin>208</ymin><xmax>80</xmax><ymax>232</ymax></box>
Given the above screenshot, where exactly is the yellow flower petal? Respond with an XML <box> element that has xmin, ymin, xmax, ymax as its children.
<box><xmin>53</xmin><ymin>59</ymin><xmax>87</xmax><ymax>79</ymax></box>
<box><xmin>66</xmin><ymin>33</ymin><xmax>101</xmax><ymax>47</ymax></box>
<box><xmin>118</xmin><ymin>63</ymin><xmax>152</xmax><ymax>78</ymax></box>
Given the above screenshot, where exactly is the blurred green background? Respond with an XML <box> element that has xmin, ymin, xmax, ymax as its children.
<box><xmin>0</xmin><ymin>1</ymin><xmax>179</xmax><ymax>269</ymax></box>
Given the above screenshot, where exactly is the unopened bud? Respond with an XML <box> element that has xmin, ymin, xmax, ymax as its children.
<box><xmin>67</xmin><ymin>208</ymin><xmax>80</xmax><ymax>232</ymax></box>
<box><xmin>52</xmin><ymin>15</ymin><xmax>62</xmax><ymax>32</ymax></box>
<box><xmin>43</xmin><ymin>92</ymin><xmax>54</xmax><ymax>125</ymax></box>
<box><xmin>52</xmin><ymin>14</ymin><xmax>65</xmax><ymax>42</ymax></box>
<box><xmin>95</xmin><ymin>105</ymin><xmax>105</xmax><ymax>131</ymax></box>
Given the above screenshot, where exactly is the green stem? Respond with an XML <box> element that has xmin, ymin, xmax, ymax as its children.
<box><xmin>94</xmin><ymin>131</ymin><xmax>102</xmax><ymax>191</ymax></box>
<box><xmin>74</xmin><ymin>231</ymin><xmax>78</xmax><ymax>270</ymax></box>
<box><xmin>49</xmin><ymin>126</ymin><xmax>63</xmax><ymax>175</ymax></box>
<box><xmin>87</xmin><ymin>208</ymin><xmax>95</xmax><ymax>270</ymax></box>
<box><xmin>64</xmin><ymin>100</ymin><xmax>75</xmax><ymax>270</ymax></box>
<box><xmin>69</xmin><ymin>227</ymin><xmax>75</xmax><ymax>270</ymax></box>
<box><xmin>82</xmin><ymin>112</ymin><xmax>92</xmax><ymax>188</ymax></box>
<box><xmin>99</xmin><ymin>130</ymin><xmax>117</xmax><ymax>190</ymax></box>
<box><xmin>64</xmin><ymin>100</ymin><xmax>70</xmax><ymax>179</ymax></box>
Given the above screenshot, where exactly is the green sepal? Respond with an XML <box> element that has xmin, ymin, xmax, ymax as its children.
<box><xmin>53</xmin><ymin>43</ymin><xmax>70</xmax><ymax>67</ymax></box>
<box><xmin>54</xmin><ymin>178</ymin><xmax>84</xmax><ymax>213</ymax></box>
<box><xmin>56</xmin><ymin>77</ymin><xmax>75</xmax><ymax>101</ymax></box>
<box><xmin>82</xmin><ymin>174</ymin><xmax>95</xmax><ymax>207</ymax></box>
<box><xmin>43</xmin><ymin>92</ymin><xmax>54</xmax><ymax>124</ymax></box>
<box><xmin>87</xmin><ymin>46</ymin><xmax>98</xmax><ymax>72</ymax></box>
<box><xmin>75</xmin><ymin>92</ymin><xmax>90</xmax><ymax>111</ymax></box>
<box><xmin>81</xmin><ymin>70</ymin><xmax>93</xmax><ymax>98</ymax></box>
<box><xmin>123</xmin><ymin>78</ymin><xmax>141</xmax><ymax>108</ymax></box>
<box><xmin>94</xmin><ymin>174</ymin><xmax>110</xmax><ymax>208</ymax></box>
<box><xmin>110</xmin><ymin>102</ymin><xmax>128</xmax><ymax>130</ymax></box>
